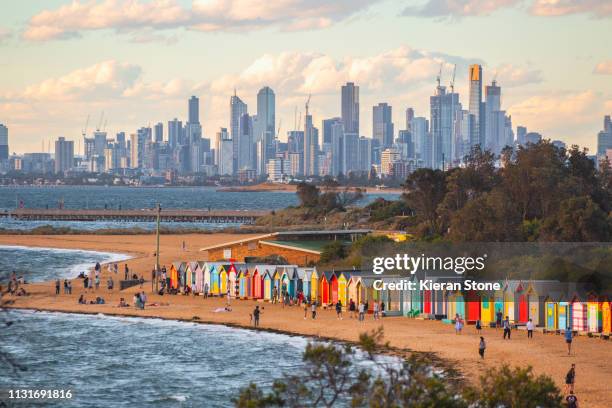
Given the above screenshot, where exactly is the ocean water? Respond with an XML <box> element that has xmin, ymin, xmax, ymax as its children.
<box><xmin>0</xmin><ymin>186</ymin><xmax>399</xmax><ymax>231</ymax></box>
<box><xmin>0</xmin><ymin>245</ymin><xmax>130</xmax><ymax>282</ymax></box>
<box><xmin>0</xmin><ymin>311</ymin><xmax>313</xmax><ymax>407</ymax></box>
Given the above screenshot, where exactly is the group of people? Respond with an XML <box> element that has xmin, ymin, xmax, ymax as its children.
<box><xmin>77</xmin><ymin>294</ymin><xmax>105</xmax><ymax>304</ymax></box>
<box><xmin>5</xmin><ymin>272</ymin><xmax>28</xmax><ymax>296</ymax></box>
<box><xmin>56</xmin><ymin>279</ymin><xmax>73</xmax><ymax>295</ymax></box>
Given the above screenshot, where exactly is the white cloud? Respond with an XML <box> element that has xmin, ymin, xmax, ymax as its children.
<box><xmin>0</xmin><ymin>28</ymin><xmax>12</xmax><ymax>43</ymax></box>
<box><xmin>23</xmin><ymin>0</ymin><xmax>381</xmax><ymax>41</ymax></box>
<box><xmin>402</xmin><ymin>0</ymin><xmax>520</xmax><ymax>18</ymax></box>
<box><xmin>493</xmin><ymin>63</ymin><xmax>543</xmax><ymax>87</ymax></box>
<box><xmin>530</xmin><ymin>0</ymin><xmax>612</xmax><ymax>18</ymax></box>
<box><xmin>402</xmin><ymin>0</ymin><xmax>611</xmax><ymax>19</ymax></box>
<box><xmin>593</xmin><ymin>60</ymin><xmax>612</xmax><ymax>75</ymax></box>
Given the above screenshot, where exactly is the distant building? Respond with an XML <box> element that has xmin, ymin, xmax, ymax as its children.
<box><xmin>380</xmin><ymin>148</ymin><xmax>400</xmax><ymax>177</ymax></box>
<box><xmin>231</xmin><ymin>92</ymin><xmax>248</xmax><ymax>173</ymax></box>
<box><xmin>373</xmin><ymin>103</ymin><xmax>394</xmax><ymax>149</ymax></box>
<box><xmin>525</xmin><ymin>132</ymin><xmax>542</xmax><ymax>144</ymax></box>
<box><xmin>0</xmin><ymin>124</ymin><xmax>8</xmax><ymax>161</ymax></box>
<box><xmin>154</xmin><ymin>122</ymin><xmax>163</xmax><ymax>143</ymax></box>
<box><xmin>54</xmin><ymin>137</ymin><xmax>74</xmax><ymax>173</ymax></box>
<box><xmin>597</xmin><ymin>115</ymin><xmax>612</xmax><ymax>157</ymax></box>
<box><xmin>468</xmin><ymin>64</ymin><xmax>483</xmax><ymax>149</ymax></box>
<box><xmin>216</xmin><ymin>128</ymin><xmax>233</xmax><ymax>176</ymax></box>
<box><xmin>188</xmin><ymin>96</ymin><xmax>200</xmax><ymax>124</ymax></box>
<box><xmin>341</xmin><ymin>82</ymin><xmax>359</xmax><ymax>135</ymax></box>
<box><xmin>168</xmin><ymin>119</ymin><xmax>182</xmax><ymax>148</ymax></box>
<box><xmin>267</xmin><ymin>158</ymin><xmax>286</xmax><ymax>183</ymax></box>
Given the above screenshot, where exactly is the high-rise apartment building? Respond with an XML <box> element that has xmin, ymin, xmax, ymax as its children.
<box><xmin>216</xmin><ymin>128</ymin><xmax>233</xmax><ymax>176</ymax></box>
<box><xmin>154</xmin><ymin>122</ymin><xmax>163</xmax><ymax>143</ymax></box>
<box><xmin>430</xmin><ymin>85</ymin><xmax>460</xmax><ymax>169</ymax></box>
<box><xmin>0</xmin><ymin>124</ymin><xmax>8</xmax><ymax>160</ymax></box>
<box><xmin>468</xmin><ymin>64</ymin><xmax>483</xmax><ymax>149</ymax></box>
<box><xmin>54</xmin><ymin>137</ymin><xmax>74</xmax><ymax>173</ymax></box>
<box><xmin>230</xmin><ymin>92</ymin><xmax>248</xmax><ymax>172</ymax></box>
<box><xmin>341</xmin><ymin>82</ymin><xmax>359</xmax><ymax>135</ymax></box>
<box><xmin>597</xmin><ymin>115</ymin><xmax>612</xmax><ymax>157</ymax></box>
<box><xmin>168</xmin><ymin>119</ymin><xmax>182</xmax><ymax>148</ymax></box>
<box><xmin>373</xmin><ymin>103</ymin><xmax>394</xmax><ymax>149</ymax></box>
<box><xmin>188</xmin><ymin>96</ymin><xmax>200</xmax><ymax>124</ymax></box>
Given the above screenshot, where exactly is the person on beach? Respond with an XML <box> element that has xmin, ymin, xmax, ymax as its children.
<box><xmin>311</xmin><ymin>302</ymin><xmax>317</xmax><ymax>320</ymax></box>
<box><xmin>55</xmin><ymin>279</ymin><xmax>60</xmax><ymax>295</ymax></box>
<box><xmin>78</xmin><ymin>294</ymin><xmax>86</xmax><ymax>304</ymax></box>
<box><xmin>358</xmin><ymin>302</ymin><xmax>365</xmax><ymax>322</ymax></box>
<box><xmin>226</xmin><ymin>289</ymin><xmax>231</xmax><ymax>306</ymax></box>
<box><xmin>475</xmin><ymin>319</ymin><xmax>482</xmax><ymax>334</ymax></box>
<box><xmin>63</xmin><ymin>279</ymin><xmax>68</xmax><ymax>294</ymax></box>
<box><xmin>303</xmin><ymin>298</ymin><xmax>308</xmax><ymax>319</ymax></box>
<box><xmin>455</xmin><ymin>314</ymin><xmax>464</xmax><ymax>334</ymax></box>
<box><xmin>124</xmin><ymin>264</ymin><xmax>129</xmax><ymax>281</ymax></box>
<box><xmin>496</xmin><ymin>310</ymin><xmax>503</xmax><ymax>328</ymax></box>
<box><xmin>503</xmin><ymin>316</ymin><xmax>511</xmax><ymax>339</ymax></box>
<box><xmin>526</xmin><ymin>318</ymin><xmax>534</xmax><ymax>338</ymax></box>
<box><xmin>83</xmin><ymin>275</ymin><xmax>89</xmax><ymax>289</ymax></box>
<box><xmin>253</xmin><ymin>305</ymin><xmax>260</xmax><ymax>327</ymax></box>
<box><xmin>565</xmin><ymin>364</ymin><xmax>576</xmax><ymax>394</ymax></box>
<box><xmin>565</xmin><ymin>327</ymin><xmax>573</xmax><ymax>355</ymax></box>
<box><xmin>107</xmin><ymin>277</ymin><xmax>114</xmax><ymax>290</ymax></box>
<box><xmin>94</xmin><ymin>275</ymin><xmax>100</xmax><ymax>291</ymax></box>
<box><xmin>380</xmin><ymin>301</ymin><xmax>385</xmax><ymax>317</ymax></box>
<box><xmin>373</xmin><ymin>301</ymin><xmax>380</xmax><ymax>320</ymax></box>
<box><xmin>565</xmin><ymin>390</ymin><xmax>579</xmax><ymax>408</ymax></box>
<box><xmin>67</xmin><ymin>281</ymin><xmax>72</xmax><ymax>295</ymax></box>
<box><xmin>139</xmin><ymin>275</ymin><xmax>144</xmax><ymax>288</ymax></box>
<box><xmin>273</xmin><ymin>287</ymin><xmax>278</xmax><ymax>304</ymax></box>
<box><xmin>478</xmin><ymin>336</ymin><xmax>486</xmax><ymax>359</ymax></box>
<box><xmin>336</xmin><ymin>300</ymin><xmax>343</xmax><ymax>320</ymax></box>
<box><xmin>204</xmin><ymin>283</ymin><xmax>209</xmax><ymax>298</ymax></box>
<box><xmin>349</xmin><ymin>298</ymin><xmax>356</xmax><ymax>319</ymax></box>
<box><xmin>140</xmin><ymin>291</ymin><xmax>147</xmax><ymax>309</ymax></box>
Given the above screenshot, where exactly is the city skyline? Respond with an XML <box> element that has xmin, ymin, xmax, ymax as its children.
<box><xmin>1</xmin><ymin>0</ymin><xmax>611</xmax><ymax>153</ymax></box>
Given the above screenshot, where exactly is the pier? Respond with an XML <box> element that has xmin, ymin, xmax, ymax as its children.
<box><xmin>0</xmin><ymin>208</ymin><xmax>269</xmax><ymax>224</ymax></box>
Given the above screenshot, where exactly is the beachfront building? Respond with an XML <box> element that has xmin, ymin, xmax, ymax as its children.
<box><xmin>602</xmin><ymin>299</ymin><xmax>611</xmax><ymax>334</ymax></box>
<box><xmin>200</xmin><ymin>230</ymin><xmax>371</xmax><ymax>266</ymax></box>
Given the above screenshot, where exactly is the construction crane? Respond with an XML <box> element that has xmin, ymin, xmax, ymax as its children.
<box><xmin>436</xmin><ymin>62</ymin><xmax>443</xmax><ymax>87</ymax></box>
<box><xmin>450</xmin><ymin>64</ymin><xmax>456</xmax><ymax>93</ymax></box>
<box><xmin>293</xmin><ymin>106</ymin><xmax>297</xmax><ymax>131</ymax></box>
<box><xmin>276</xmin><ymin>119</ymin><xmax>282</xmax><ymax>140</ymax></box>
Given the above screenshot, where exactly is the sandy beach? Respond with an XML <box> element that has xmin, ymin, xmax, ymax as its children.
<box><xmin>2</xmin><ymin>234</ymin><xmax>611</xmax><ymax>407</ymax></box>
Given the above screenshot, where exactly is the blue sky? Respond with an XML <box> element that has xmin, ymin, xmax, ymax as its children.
<box><xmin>0</xmin><ymin>0</ymin><xmax>610</xmax><ymax>153</ymax></box>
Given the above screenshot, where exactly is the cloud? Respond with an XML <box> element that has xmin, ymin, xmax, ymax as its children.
<box><xmin>402</xmin><ymin>0</ymin><xmax>520</xmax><ymax>18</ymax></box>
<box><xmin>23</xmin><ymin>0</ymin><xmax>381</xmax><ymax>41</ymax></box>
<box><xmin>593</xmin><ymin>60</ymin><xmax>612</xmax><ymax>75</ymax></box>
<box><xmin>530</xmin><ymin>0</ymin><xmax>612</xmax><ymax>18</ymax></box>
<box><xmin>402</xmin><ymin>0</ymin><xmax>611</xmax><ymax>19</ymax></box>
<box><xmin>7</xmin><ymin>60</ymin><xmax>142</xmax><ymax>101</ymax></box>
<box><xmin>493</xmin><ymin>64</ymin><xmax>543</xmax><ymax>87</ymax></box>
<box><xmin>0</xmin><ymin>28</ymin><xmax>12</xmax><ymax>43</ymax></box>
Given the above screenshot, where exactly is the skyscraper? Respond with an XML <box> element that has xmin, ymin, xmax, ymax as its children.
<box><xmin>188</xmin><ymin>96</ymin><xmax>200</xmax><ymax>124</ymax></box>
<box><xmin>154</xmin><ymin>122</ymin><xmax>163</xmax><ymax>143</ymax></box>
<box><xmin>216</xmin><ymin>128</ymin><xmax>233</xmax><ymax>176</ymax></box>
<box><xmin>341</xmin><ymin>82</ymin><xmax>359</xmax><ymax>135</ymax></box>
<box><xmin>468</xmin><ymin>64</ymin><xmax>483</xmax><ymax>149</ymax></box>
<box><xmin>54</xmin><ymin>137</ymin><xmax>74</xmax><ymax>173</ymax></box>
<box><xmin>0</xmin><ymin>124</ymin><xmax>8</xmax><ymax>160</ymax></box>
<box><xmin>322</xmin><ymin>117</ymin><xmax>341</xmax><ymax>145</ymax></box>
<box><xmin>303</xmin><ymin>111</ymin><xmax>317</xmax><ymax>176</ymax></box>
<box><xmin>257</xmin><ymin>86</ymin><xmax>276</xmax><ymax>171</ymax></box>
<box><xmin>430</xmin><ymin>84</ymin><xmax>460</xmax><ymax>169</ymax></box>
<box><xmin>230</xmin><ymin>92</ymin><xmax>248</xmax><ymax>172</ymax></box>
<box><xmin>373</xmin><ymin>103</ymin><xmax>394</xmax><ymax>149</ymax></box>
<box><xmin>168</xmin><ymin>119</ymin><xmax>182</xmax><ymax>148</ymax></box>
<box><xmin>597</xmin><ymin>115</ymin><xmax>612</xmax><ymax>157</ymax></box>
<box><xmin>405</xmin><ymin>108</ymin><xmax>414</xmax><ymax>131</ymax></box>
<box><xmin>238</xmin><ymin>113</ymin><xmax>253</xmax><ymax>170</ymax></box>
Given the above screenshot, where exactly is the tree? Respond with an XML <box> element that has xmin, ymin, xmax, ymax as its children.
<box><xmin>319</xmin><ymin>241</ymin><xmax>347</xmax><ymax>264</ymax></box>
<box><xmin>541</xmin><ymin>196</ymin><xmax>611</xmax><ymax>242</ymax></box>
<box><xmin>296</xmin><ymin>183</ymin><xmax>320</xmax><ymax>208</ymax></box>
<box><xmin>402</xmin><ymin>168</ymin><xmax>447</xmax><ymax>236</ymax></box>
<box><xmin>466</xmin><ymin>364</ymin><xmax>563</xmax><ymax>408</ymax></box>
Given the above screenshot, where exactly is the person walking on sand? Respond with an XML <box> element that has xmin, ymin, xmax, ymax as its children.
<box><xmin>311</xmin><ymin>302</ymin><xmax>317</xmax><ymax>320</ymax></box>
<box><xmin>565</xmin><ymin>364</ymin><xmax>576</xmax><ymax>394</ymax></box>
<box><xmin>303</xmin><ymin>298</ymin><xmax>308</xmax><ymax>319</ymax></box>
<box><xmin>358</xmin><ymin>302</ymin><xmax>365</xmax><ymax>322</ymax></box>
<box><xmin>84</xmin><ymin>275</ymin><xmax>89</xmax><ymax>290</ymax></box>
<box><xmin>124</xmin><ymin>264</ymin><xmax>129</xmax><ymax>281</ymax></box>
<box><xmin>478</xmin><ymin>336</ymin><xmax>486</xmax><ymax>359</ymax></box>
<box><xmin>526</xmin><ymin>318</ymin><xmax>534</xmax><ymax>338</ymax></box>
<box><xmin>349</xmin><ymin>298</ymin><xmax>356</xmax><ymax>319</ymax></box>
<box><xmin>496</xmin><ymin>310</ymin><xmax>503</xmax><ymax>328</ymax></box>
<box><xmin>55</xmin><ymin>279</ymin><xmax>60</xmax><ymax>295</ymax></box>
<box><xmin>94</xmin><ymin>275</ymin><xmax>100</xmax><ymax>291</ymax></box>
<box><xmin>63</xmin><ymin>279</ymin><xmax>68</xmax><ymax>294</ymax></box>
<box><xmin>565</xmin><ymin>390</ymin><xmax>579</xmax><ymax>408</ymax></box>
<box><xmin>336</xmin><ymin>300</ymin><xmax>343</xmax><ymax>320</ymax></box>
<box><xmin>475</xmin><ymin>319</ymin><xmax>482</xmax><ymax>334</ymax></box>
<box><xmin>503</xmin><ymin>316</ymin><xmax>511</xmax><ymax>339</ymax></box>
<box><xmin>253</xmin><ymin>305</ymin><xmax>261</xmax><ymax>327</ymax></box>
<box><xmin>373</xmin><ymin>301</ymin><xmax>380</xmax><ymax>320</ymax></box>
<box><xmin>565</xmin><ymin>327</ymin><xmax>573</xmax><ymax>355</ymax></box>
<box><xmin>67</xmin><ymin>281</ymin><xmax>72</xmax><ymax>295</ymax></box>
<box><xmin>455</xmin><ymin>314</ymin><xmax>463</xmax><ymax>334</ymax></box>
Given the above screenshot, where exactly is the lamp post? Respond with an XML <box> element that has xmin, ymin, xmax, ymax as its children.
<box><xmin>155</xmin><ymin>203</ymin><xmax>161</xmax><ymax>293</ymax></box>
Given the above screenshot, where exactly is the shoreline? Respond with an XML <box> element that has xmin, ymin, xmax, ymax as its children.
<box><xmin>6</xmin><ymin>306</ymin><xmax>461</xmax><ymax>384</ymax></box>
<box><xmin>1</xmin><ymin>235</ymin><xmax>611</xmax><ymax>407</ymax></box>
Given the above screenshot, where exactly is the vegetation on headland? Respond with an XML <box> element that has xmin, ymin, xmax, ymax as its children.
<box><xmin>259</xmin><ymin>141</ymin><xmax>612</xmax><ymax>242</ymax></box>
<box><xmin>234</xmin><ymin>328</ymin><xmax>563</xmax><ymax>408</ymax></box>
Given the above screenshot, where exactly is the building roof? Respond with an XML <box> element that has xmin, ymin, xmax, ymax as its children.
<box><xmin>261</xmin><ymin>240</ymin><xmax>328</xmax><ymax>254</ymax></box>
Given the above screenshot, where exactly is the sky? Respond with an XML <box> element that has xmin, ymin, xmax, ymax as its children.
<box><xmin>0</xmin><ymin>0</ymin><xmax>611</xmax><ymax>154</ymax></box>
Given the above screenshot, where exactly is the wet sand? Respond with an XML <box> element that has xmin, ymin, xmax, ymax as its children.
<box><xmin>1</xmin><ymin>234</ymin><xmax>610</xmax><ymax>407</ymax></box>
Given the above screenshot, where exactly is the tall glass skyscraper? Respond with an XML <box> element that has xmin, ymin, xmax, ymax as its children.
<box><xmin>468</xmin><ymin>64</ymin><xmax>483</xmax><ymax>149</ymax></box>
<box><xmin>0</xmin><ymin>124</ymin><xmax>8</xmax><ymax>160</ymax></box>
<box><xmin>188</xmin><ymin>96</ymin><xmax>200</xmax><ymax>124</ymax></box>
<box><xmin>341</xmin><ymin>82</ymin><xmax>359</xmax><ymax>135</ymax></box>
<box><xmin>373</xmin><ymin>103</ymin><xmax>394</xmax><ymax>149</ymax></box>
<box><xmin>230</xmin><ymin>92</ymin><xmax>248</xmax><ymax>172</ymax></box>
